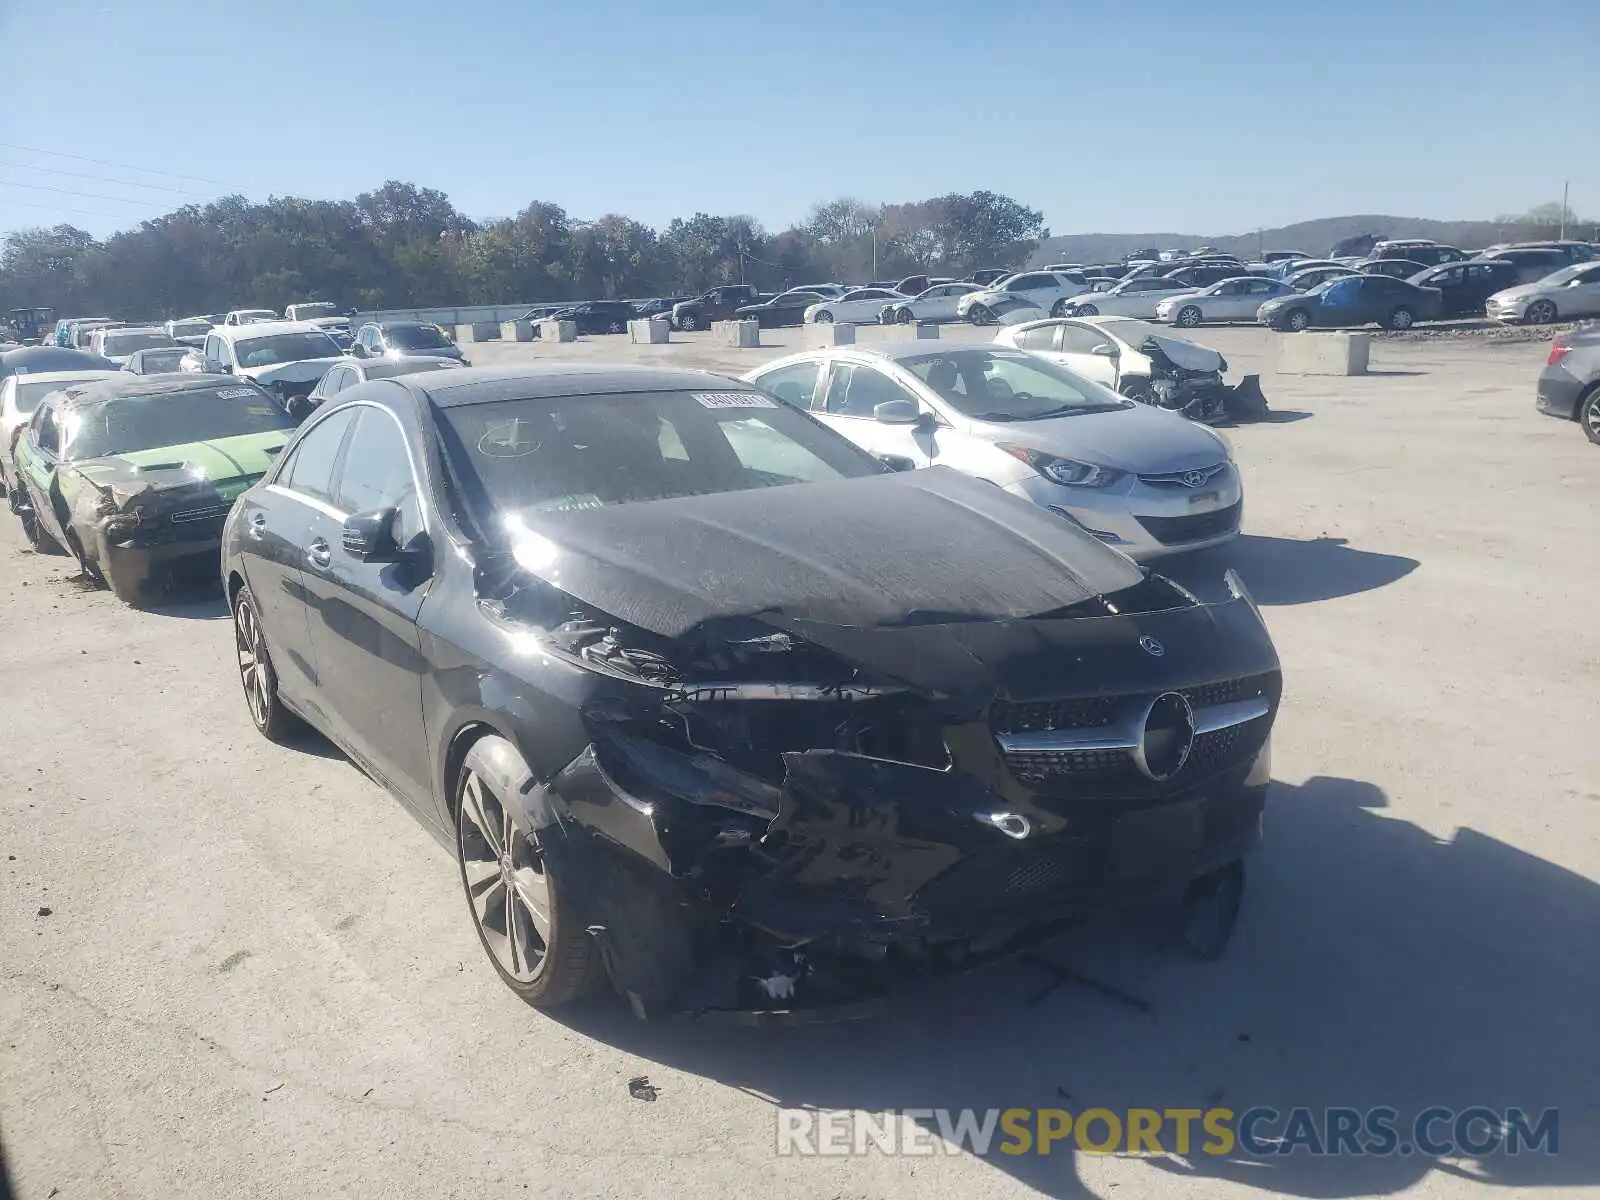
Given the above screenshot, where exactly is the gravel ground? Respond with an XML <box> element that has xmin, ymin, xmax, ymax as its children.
<box><xmin>2</xmin><ymin>324</ymin><xmax>1597</xmax><ymax>1199</ymax></box>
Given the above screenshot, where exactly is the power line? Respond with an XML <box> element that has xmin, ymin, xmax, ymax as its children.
<box><xmin>0</xmin><ymin>180</ymin><xmax>169</xmax><ymax>207</ymax></box>
<box><xmin>0</xmin><ymin>140</ymin><xmax>242</xmax><ymax>189</ymax></box>
<box><xmin>0</xmin><ymin>160</ymin><xmax>213</xmax><ymax>198</ymax></box>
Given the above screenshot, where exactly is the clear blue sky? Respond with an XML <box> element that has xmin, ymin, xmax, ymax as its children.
<box><xmin>4</xmin><ymin>0</ymin><xmax>1595</xmax><ymax>239</ymax></box>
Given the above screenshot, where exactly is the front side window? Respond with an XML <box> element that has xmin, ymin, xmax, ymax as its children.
<box><xmin>901</xmin><ymin>350</ymin><xmax>1125</xmax><ymax>421</ymax></box>
<box><xmin>823</xmin><ymin>363</ymin><xmax>917</xmax><ymax>418</ymax></box>
<box><xmin>333</xmin><ymin>407</ymin><xmax>419</xmax><ymax>539</ymax></box>
<box><xmin>438</xmin><ymin>390</ymin><xmax>883</xmax><ymax>523</ymax></box>
<box><xmin>281</xmin><ymin>406</ymin><xmax>358</xmax><ymax>502</ymax></box>
<box><xmin>1013</xmin><ymin>326</ymin><xmax>1059</xmax><ymax>351</ymax></box>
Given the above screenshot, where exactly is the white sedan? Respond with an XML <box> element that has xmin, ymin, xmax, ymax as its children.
<box><xmin>1153</xmin><ymin>276</ymin><xmax>1299</xmax><ymax>327</ymax></box>
<box><xmin>879</xmin><ymin>281</ymin><xmax>984</xmax><ymax>324</ymax></box>
<box><xmin>1485</xmin><ymin>261</ymin><xmax>1600</xmax><ymax>325</ymax></box>
<box><xmin>995</xmin><ymin>316</ymin><xmax>1227</xmax><ymax>405</ymax></box>
<box><xmin>1066</xmin><ymin>276</ymin><xmax>1200</xmax><ymax>318</ymax></box>
<box><xmin>956</xmin><ymin>271</ymin><xmax>1090</xmax><ymax>324</ymax></box>
<box><xmin>803</xmin><ymin>287</ymin><xmax>907</xmax><ymax>324</ymax></box>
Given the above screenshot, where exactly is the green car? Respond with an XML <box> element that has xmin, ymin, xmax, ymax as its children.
<box><xmin>11</xmin><ymin>374</ymin><xmax>295</xmax><ymax>603</ymax></box>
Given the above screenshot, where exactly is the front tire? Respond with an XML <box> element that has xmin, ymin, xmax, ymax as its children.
<box><xmin>19</xmin><ymin>503</ymin><xmax>63</xmax><ymax>554</ymax></box>
<box><xmin>607</xmin><ymin>320</ymin><xmax>625</xmax><ymax>334</ymax></box>
<box><xmin>1075</xmin><ymin>303</ymin><xmax>1099</xmax><ymax>316</ymax></box>
<box><xmin>1525</xmin><ymin>298</ymin><xmax>1558</xmax><ymax>325</ymax></box>
<box><xmin>1119</xmin><ymin>378</ymin><xmax>1155</xmax><ymax>404</ymax></box>
<box><xmin>456</xmin><ymin>737</ymin><xmax>600</xmax><ymax>1008</ymax></box>
<box><xmin>1050</xmin><ymin>299</ymin><xmax>1067</xmax><ymax>317</ymax></box>
<box><xmin>1175</xmin><ymin>305</ymin><xmax>1202</xmax><ymax>328</ymax></box>
<box><xmin>233</xmin><ymin>583</ymin><xmax>303</xmax><ymax>743</ymax></box>
<box><xmin>814</xmin><ymin>310</ymin><xmax>834</xmax><ymax>324</ymax></box>
<box><xmin>677</xmin><ymin>312</ymin><xmax>698</xmax><ymax>332</ymax></box>
<box><xmin>896</xmin><ymin>307</ymin><xmax>914</xmax><ymax>324</ymax></box>
<box><xmin>967</xmin><ymin>303</ymin><xmax>994</xmax><ymax>326</ymax></box>
<box><xmin>1580</xmin><ymin>385</ymin><xmax>1600</xmax><ymax>446</ymax></box>
<box><xmin>65</xmin><ymin>530</ymin><xmax>106</xmax><ymax>590</ymax></box>
<box><xmin>1285</xmin><ymin>308</ymin><xmax>1311</xmax><ymax>332</ymax></box>
<box><xmin>1386</xmin><ymin>306</ymin><xmax>1416</xmax><ymax>331</ymax></box>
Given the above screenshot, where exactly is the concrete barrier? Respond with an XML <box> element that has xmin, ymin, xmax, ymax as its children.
<box><xmin>454</xmin><ymin>320</ymin><xmax>501</xmax><ymax>343</ymax></box>
<box><xmin>1277</xmin><ymin>331</ymin><xmax>1370</xmax><ymax>376</ymax></box>
<box><xmin>537</xmin><ymin>319</ymin><xmax>577</xmax><ymax>343</ymax></box>
<box><xmin>808</xmin><ymin>322</ymin><xmax>856</xmax><ymax>346</ymax></box>
<box><xmin>713</xmin><ymin>319</ymin><xmax>760</xmax><ymax>348</ymax></box>
<box><xmin>500</xmin><ymin>320</ymin><xmax>534</xmax><ymax>342</ymax></box>
<box><xmin>629</xmin><ymin>318</ymin><xmax>670</xmax><ymax>345</ymax></box>
<box><xmin>886</xmin><ymin>321</ymin><xmax>940</xmax><ymax>340</ymax></box>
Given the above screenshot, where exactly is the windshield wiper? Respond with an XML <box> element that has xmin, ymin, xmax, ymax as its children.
<box><xmin>967</xmin><ymin>410</ymin><xmax>1021</xmax><ymax>422</ymax></box>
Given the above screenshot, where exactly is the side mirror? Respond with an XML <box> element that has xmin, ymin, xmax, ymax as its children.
<box><xmin>202</xmin><ymin>357</ymin><xmax>231</xmax><ymax>374</ymax></box>
<box><xmin>878</xmin><ymin>453</ymin><xmax>917</xmax><ymax>472</ymax></box>
<box><xmin>1092</xmin><ymin>343</ymin><xmax>1118</xmax><ymax>357</ymax></box>
<box><xmin>348</xmin><ymin>343</ymin><xmax>366</xmax><ymax>357</ymax></box>
<box><xmin>341</xmin><ymin>506</ymin><xmax>401</xmax><ymax>563</ymax></box>
<box><xmin>874</xmin><ymin>399</ymin><xmax>920</xmax><ymax>425</ymax></box>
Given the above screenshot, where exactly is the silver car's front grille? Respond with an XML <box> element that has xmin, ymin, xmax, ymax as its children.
<box><xmin>1137</xmin><ymin>463</ymin><xmax>1231</xmax><ymax>489</ymax></box>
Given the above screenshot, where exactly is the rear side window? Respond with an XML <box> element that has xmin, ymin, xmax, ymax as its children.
<box><xmin>282</xmin><ymin>407</ymin><xmax>358</xmax><ymax>502</ymax></box>
<box><xmin>752</xmin><ymin>361</ymin><xmax>822</xmax><ymax>409</ymax></box>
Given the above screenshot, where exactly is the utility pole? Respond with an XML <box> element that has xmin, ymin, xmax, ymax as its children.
<box><xmin>871</xmin><ymin>226</ymin><xmax>878</xmax><ymax>281</ymax></box>
<box><xmin>1560</xmin><ymin>180</ymin><xmax>1569</xmax><ymax>240</ymax></box>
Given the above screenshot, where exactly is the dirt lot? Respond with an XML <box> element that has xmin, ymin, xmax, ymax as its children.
<box><xmin>2</xmin><ymin>324</ymin><xmax>1597</xmax><ymax>1199</ymax></box>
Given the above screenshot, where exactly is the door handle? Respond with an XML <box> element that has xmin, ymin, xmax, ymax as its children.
<box><xmin>248</xmin><ymin>512</ymin><xmax>267</xmax><ymax>540</ymax></box>
<box><xmin>306</xmin><ymin>538</ymin><xmax>332</xmax><ymax>569</ymax></box>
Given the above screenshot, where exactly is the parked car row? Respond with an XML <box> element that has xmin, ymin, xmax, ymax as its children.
<box><xmin>1</xmin><ymin>333</ymin><xmax>1283</xmax><ymax>1016</ymax></box>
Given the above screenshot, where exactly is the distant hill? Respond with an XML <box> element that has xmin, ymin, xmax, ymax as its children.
<box><xmin>1027</xmin><ymin>214</ymin><xmax>1551</xmax><ymax>267</ymax></box>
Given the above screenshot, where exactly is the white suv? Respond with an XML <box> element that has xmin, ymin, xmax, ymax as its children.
<box><xmin>193</xmin><ymin>321</ymin><xmax>345</xmax><ymax>399</ymax></box>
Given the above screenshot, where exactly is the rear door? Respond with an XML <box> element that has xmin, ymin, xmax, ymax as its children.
<box><xmin>812</xmin><ymin>360</ymin><xmax>935</xmax><ymax>466</ymax></box>
<box><xmin>241</xmin><ymin>405</ymin><xmax>360</xmax><ymax>719</ymax></box>
<box><xmin>14</xmin><ymin>401</ymin><xmax>67</xmax><ymax>544</ymax></box>
<box><xmin>1557</xmin><ymin>264</ymin><xmax>1600</xmax><ymax>317</ymax></box>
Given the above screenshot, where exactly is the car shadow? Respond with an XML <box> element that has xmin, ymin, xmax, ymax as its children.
<box><xmin>141</xmin><ymin>581</ymin><xmax>228</xmax><ymax>620</ymax></box>
<box><xmin>1163</xmin><ymin>535</ymin><xmax>1419</xmax><ymax>606</ymax></box>
<box><xmin>553</xmin><ymin>774</ymin><xmax>1598</xmax><ymax>1196</ymax></box>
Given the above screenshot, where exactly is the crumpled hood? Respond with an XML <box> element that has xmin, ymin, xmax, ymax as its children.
<box><xmin>239</xmin><ymin>358</ymin><xmax>343</xmax><ymax>386</ymax></box>
<box><xmin>510</xmin><ymin>467</ymin><xmax>1144</xmax><ymax>640</ymax></box>
<box><xmin>70</xmin><ymin>432</ymin><xmax>290</xmax><ymax>508</ymax></box>
<box><xmin>1142</xmin><ymin>332</ymin><xmax>1225</xmax><ymax>372</ymax></box>
<box><xmin>973</xmin><ymin>401</ymin><xmax>1230</xmax><ymax>473</ymax></box>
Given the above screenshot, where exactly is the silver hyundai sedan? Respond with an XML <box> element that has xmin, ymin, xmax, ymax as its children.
<box><xmin>743</xmin><ymin>344</ymin><xmax>1240</xmax><ymax>559</ymax></box>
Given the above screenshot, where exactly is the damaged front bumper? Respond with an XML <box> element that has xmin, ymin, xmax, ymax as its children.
<box><xmin>520</xmin><ymin>584</ymin><xmax>1280</xmax><ymax>1020</ymax></box>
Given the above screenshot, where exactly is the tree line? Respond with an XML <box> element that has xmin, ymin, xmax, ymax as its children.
<box><xmin>0</xmin><ymin>182</ymin><xmax>1049</xmax><ymax>319</ymax></box>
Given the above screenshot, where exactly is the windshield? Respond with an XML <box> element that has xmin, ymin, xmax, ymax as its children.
<box><xmin>234</xmin><ymin>331</ymin><xmax>341</xmax><ymax>367</ymax></box>
<box><xmin>900</xmin><ymin>349</ymin><xmax>1128</xmax><ymax>420</ymax></box>
<box><xmin>294</xmin><ymin>303</ymin><xmax>338</xmax><ymax>317</ymax></box>
<box><xmin>385</xmin><ymin>324</ymin><xmax>453</xmax><ymax>351</ymax></box>
<box><xmin>439</xmin><ymin>389</ymin><xmax>883</xmax><ymax>522</ymax></box>
<box><xmin>169</xmin><ymin>321</ymin><xmax>210</xmax><ymax>337</ymax></box>
<box><xmin>15</xmin><ymin>376</ymin><xmax>105</xmax><ymax>413</ymax></box>
<box><xmin>133</xmin><ymin>348</ymin><xmax>191</xmax><ymax>371</ymax></box>
<box><xmin>102</xmin><ymin>331</ymin><xmax>175</xmax><ymax>355</ymax></box>
<box><xmin>1539</xmin><ymin>264</ymin><xmax>1586</xmax><ymax>286</ymax></box>
<box><xmin>61</xmin><ymin>385</ymin><xmax>294</xmax><ymax>459</ymax></box>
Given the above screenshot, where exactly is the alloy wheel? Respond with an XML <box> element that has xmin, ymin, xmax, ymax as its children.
<box><xmin>1526</xmin><ymin>299</ymin><xmax>1558</xmax><ymax>325</ymax></box>
<box><xmin>458</xmin><ymin>770</ymin><xmax>551</xmax><ymax>984</ymax></box>
<box><xmin>1287</xmin><ymin>310</ymin><xmax>1310</xmax><ymax>332</ymax></box>
<box><xmin>1582</xmin><ymin>391</ymin><xmax>1600</xmax><ymax>445</ymax></box>
<box><xmin>234</xmin><ymin>596</ymin><xmax>271</xmax><ymax>729</ymax></box>
<box><xmin>1177</xmin><ymin>306</ymin><xmax>1201</xmax><ymax>328</ymax></box>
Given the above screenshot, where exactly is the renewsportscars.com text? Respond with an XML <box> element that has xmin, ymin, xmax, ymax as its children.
<box><xmin>775</xmin><ymin>1106</ymin><xmax>1559</xmax><ymax>1158</ymax></box>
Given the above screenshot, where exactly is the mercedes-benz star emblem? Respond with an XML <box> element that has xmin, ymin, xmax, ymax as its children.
<box><xmin>1139</xmin><ymin>635</ymin><xmax>1165</xmax><ymax>657</ymax></box>
<box><xmin>1183</xmin><ymin>469</ymin><xmax>1207</xmax><ymax>488</ymax></box>
<box><xmin>1133</xmin><ymin>691</ymin><xmax>1196</xmax><ymax>782</ymax></box>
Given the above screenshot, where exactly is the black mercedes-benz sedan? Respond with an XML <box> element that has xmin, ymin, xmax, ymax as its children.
<box><xmin>221</xmin><ymin>364</ymin><xmax>1280</xmax><ymax>1017</ymax></box>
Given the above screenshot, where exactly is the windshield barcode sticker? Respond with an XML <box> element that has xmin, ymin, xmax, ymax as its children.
<box><xmin>694</xmin><ymin>392</ymin><xmax>774</xmax><ymax>409</ymax></box>
<box><xmin>215</xmin><ymin>387</ymin><xmax>258</xmax><ymax>399</ymax></box>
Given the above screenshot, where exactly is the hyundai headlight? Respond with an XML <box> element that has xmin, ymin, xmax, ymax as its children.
<box><xmin>1000</xmin><ymin>444</ymin><xmax>1124</xmax><ymax>488</ymax></box>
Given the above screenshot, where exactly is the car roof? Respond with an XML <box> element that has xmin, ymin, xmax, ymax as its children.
<box><xmin>211</xmin><ymin>320</ymin><xmax>326</xmax><ymax>341</ymax></box>
<box><xmin>373</xmin><ymin>319</ymin><xmax>437</xmax><ymax>329</ymax></box>
<box><xmin>47</xmin><ymin>372</ymin><xmax>266</xmax><ymax>410</ymax></box>
<box><xmin>402</xmin><ymin>364</ymin><xmax>758</xmax><ymax>408</ymax></box>
<box><xmin>7</xmin><ymin>369</ymin><xmax>117</xmax><ymax>386</ymax></box>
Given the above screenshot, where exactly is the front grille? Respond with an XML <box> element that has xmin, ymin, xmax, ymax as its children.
<box><xmin>1136</xmin><ymin>501</ymin><xmax>1242</xmax><ymax>545</ymax></box>
<box><xmin>990</xmin><ymin>672</ymin><xmax>1278</xmax><ymax>799</ymax></box>
<box><xmin>1138</xmin><ymin>463</ymin><xmax>1231</xmax><ymax>489</ymax></box>
<box><xmin>989</xmin><ymin>695</ymin><xmax>1117</xmax><ymax>734</ymax></box>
